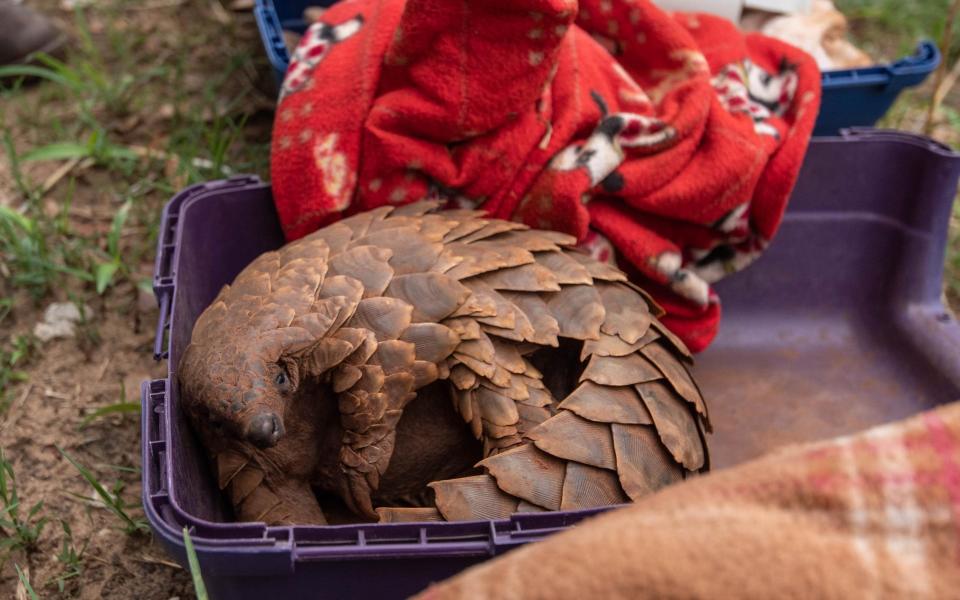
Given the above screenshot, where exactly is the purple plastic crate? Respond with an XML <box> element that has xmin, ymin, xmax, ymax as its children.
<box><xmin>144</xmin><ymin>129</ymin><xmax>960</xmax><ymax>599</ymax></box>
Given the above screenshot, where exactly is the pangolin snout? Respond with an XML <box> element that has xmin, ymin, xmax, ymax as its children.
<box><xmin>246</xmin><ymin>412</ymin><xmax>284</xmax><ymax>448</ymax></box>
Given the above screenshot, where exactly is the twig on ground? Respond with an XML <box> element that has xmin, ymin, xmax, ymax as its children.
<box><xmin>40</xmin><ymin>157</ymin><xmax>94</xmax><ymax>196</ymax></box>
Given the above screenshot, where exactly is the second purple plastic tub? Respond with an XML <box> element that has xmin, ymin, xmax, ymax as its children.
<box><xmin>144</xmin><ymin>129</ymin><xmax>960</xmax><ymax>599</ymax></box>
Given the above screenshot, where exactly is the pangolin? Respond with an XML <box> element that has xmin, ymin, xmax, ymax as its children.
<box><xmin>178</xmin><ymin>201</ymin><xmax>710</xmax><ymax>524</ymax></box>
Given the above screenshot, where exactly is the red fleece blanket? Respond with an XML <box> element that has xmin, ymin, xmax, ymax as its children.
<box><xmin>271</xmin><ymin>0</ymin><xmax>821</xmax><ymax>352</ymax></box>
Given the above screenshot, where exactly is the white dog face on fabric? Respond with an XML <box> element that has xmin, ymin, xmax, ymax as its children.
<box><xmin>550</xmin><ymin>92</ymin><xmax>675</xmax><ymax>193</ymax></box>
<box><xmin>744</xmin><ymin>59</ymin><xmax>799</xmax><ymax>118</ymax></box>
<box><xmin>712</xmin><ymin>59</ymin><xmax>798</xmax><ymax>138</ymax></box>
<box><xmin>281</xmin><ymin>15</ymin><xmax>365</xmax><ymax>101</ymax></box>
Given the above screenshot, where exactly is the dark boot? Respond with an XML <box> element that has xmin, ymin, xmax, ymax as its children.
<box><xmin>0</xmin><ymin>1</ymin><xmax>66</xmax><ymax>67</ymax></box>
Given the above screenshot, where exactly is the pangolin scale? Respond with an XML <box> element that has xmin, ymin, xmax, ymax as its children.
<box><xmin>179</xmin><ymin>201</ymin><xmax>711</xmax><ymax>524</ymax></box>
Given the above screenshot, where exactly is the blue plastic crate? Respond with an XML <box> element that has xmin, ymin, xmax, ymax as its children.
<box><xmin>254</xmin><ymin>0</ymin><xmax>940</xmax><ymax>135</ymax></box>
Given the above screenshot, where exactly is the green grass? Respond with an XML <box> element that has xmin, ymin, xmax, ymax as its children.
<box><xmin>0</xmin><ymin>335</ymin><xmax>35</xmax><ymax>414</ymax></box>
<box><xmin>0</xmin><ymin>448</ymin><xmax>48</xmax><ymax>555</ymax></box>
<box><xmin>837</xmin><ymin>0</ymin><xmax>960</xmax><ymax>60</ymax></box>
<box><xmin>15</xmin><ymin>564</ymin><xmax>40</xmax><ymax>600</ymax></box>
<box><xmin>58</xmin><ymin>447</ymin><xmax>149</xmax><ymax>536</ymax></box>
<box><xmin>182</xmin><ymin>527</ymin><xmax>209</xmax><ymax>600</ymax></box>
<box><xmin>50</xmin><ymin>520</ymin><xmax>87</xmax><ymax>593</ymax></box>
<box><xmin>80</xmin><ymin>381</ymin><xmax>140</xmax><ymax>429</ymax></box>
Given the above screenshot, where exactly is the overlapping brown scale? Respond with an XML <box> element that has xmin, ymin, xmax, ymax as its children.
<box><xmin>484</xmin><ymin>230</ymin><xmax>571</xmax><ymax>252</ymax></box>
<box><xmin>515</xmin><ymin>500</ymin><xmax>548</xmax><ymax>513</ymax></box>
<box><xmin>346</xmin><ymin>297</ymin><xmax>413</xmax><ymax>341</ymax></box>
<box><xmin>190</xmin><ymin>299</ymin><xmax>228</xmax><ymax>342</ymax></box>
<box><xmin>480</xmin><ymin>444</ymin><xmax>566</xmax><ymax>510</ymax></box>
<box><xmin>256</xmin><ymin>326</ymin><xmax>316</xmax><ymax>358</ymax></box>
<box><xmin>580</xmin><ymin>353</ymin><xmax>663</xmax><ymax>387</ymax></box>
<box><xmin>443</xmin><ymin>219</ymin><xmax>490</xmax><ymax>244</ymax></box>
<box><xmin>483</xmin><ymin>432</ymin><xmax>523</xmax><ymax>457</ymax></box>
<box><xmin>300</xmin><ymin>338</ymin><xmax>356</xmax><ymax>375</ymax></box>
<box><xmin>499</xmin><ymin>292</ymin><xmax>559</xmax><ymax>346</ymax></box>
<box><xmin>227</xmin><ymin>466</ymin><xmax>265</xmax><ymax>506</ymax></box>
<box><xmin>458</xmin><ymin>221</ymin><xmax>528</xmax><ymax>244</ymax></box>
<box><xmin>453</xmin><ymin>352</ymin><xmax>497</xmax><ymax>379</ymax></box>
<box><xmin>641</xmin><ymin>343</ymin><xmax>708</xmax><ymax>419</ymax></box>
<box><xmin>449</xmin><ymin>364</ymin><xmax>478</xmax><ymax>390</ymax></box>
<box><xmin>479</xmin><ymin>373</ymin><xmax>529</xmax><ymax>401</ymax></box>
<box><xmin>332</xmin><ymin>365</ymin><xmax>363</xmax><ymax>393</ymax></box>
<box><xmin>340</xmin><ymin>329</ymin><xmax>378</xmax><ymax>367</ymax></box>
<box><xmin>597</xmin><ymin>283</ymin><xmax>652</xmax><ymax>344</ymax></box>
<box><xmin>487</xmin><ymin>338</ymin><xmax>526</xmax><ymax>374</ymax></box>
<box><xmin>528</xmin><ymin>412</ymin><xmax>617</xmax><ymax>470</ymax></box>
<box><xmin>634</xmin><ymin>381</ymin><xmax>705</xmax><ymax>470</ymax></box>
<box><xmin>444</xmin><ymin>242</ymin><xmax>536</xmax><ymax>281</ymax></box>
<box><xmin>381</xmin><ymin>372</ymin><xmax>416</xmax><ymax>409</ymax></box>
<box><xmin>318</xmin><ymin>274</ymin><xmax>364</xmax><ymax>305</ymax></box>
<box><xmin>568</xmin><ymin>252</ymin><xmax>628</xmax><ymax>282</ymax></box>
<box><xmin>559</xmin><ymin>381</ymin><xmax>653</xmax><ymax>426</ymax></box>
<box><xmin>560</xmin><ymin>462</ymin><xmax>629</xmax><ymax>510</ymax></box>
<box><xmin>286</xmin><ymin>297</ymin><xmax>350</xmax><ymax>341</ymax></box>
<box><xmin>341</xmin><ymin>393</ymin><xmax>388</xmax><ymax>432</ymax></box>
<box><xmin>489</xmin><ymin>364</ymin><xmax>512</xmax><ymax>388</ymax></box>
<box><xmin>477</xmin><ymin>323</ymin><xmax>526</xmax><ymax>343</ymax></box>
<box><xmin>230</xmin><ymin>268</ymin><xmax>274</xmax><ymax>298</ymax></box>
<box><xmin>410</xmin><ymin>360</ymin><xmax>440</xmax><ymax>389</ymax></box>
<box><xmin>455</xmin><ymin>332</ymin><xmax>497</xmax><ymax>364</ymax></box>
<box><xmin>547</xmin><ymin>284</ymin><xmax>605</xmax><ymax>341</ymax></box>
<box><xmin>330</xmin><ymin>327</ymin><xmax>368</xmax><ymax>351</ymax></box>
<box><xmin>327</xmin><ymin>246</ymin><xmax>394</xmax><ymax>298</ymax></box>
<box><xmin>516</xmin><ymin>403</ymin><xmax>552</xmax><ymax>435</ymax></box>
<box><xmin>275</xmin><ymin>258</ymin><xmax>328</xmax><ymax>303</ymax></box>
<box><xmin>651</xmin><ymin>319</ymin><xmax>693</xmax><ymax>361</ymax></box>
<box><xmin>473</xmin><ymin>262</ymin><xmax>561</xmax><ymax>293</ymax></box>
<box><xmin>351</xmin><ymin>364</ymin><xmax>385</xmax><ymax>396</ymax></box>
<box><xmin>475</xmin><ymin>387</ymin><xmax>520</xmax><ymax>427</ymax></box>
<box><xmin>399</xmin><ymin>323</ymin><xmax>461</xmax><ymax>364</ymax></box>
<box><xmin>448</xmin><ymin>288</ymin><xmax>498</xmax><ymax>319</ymax></box>
<box><xmin>534</xmin><ymin>251</ymin><xmax>593</xmax><ymax>285</ymax></box>
<box><xmin>431</xmin><ymin>475</ymin><xmax>519</xmax><ymax>521</ymax></box>
<box><xmin>417</xmin><ymin>214</ymin><xmax>461</xmax><ymax>242</ymax></box>
<box><xmin>580</xmin><ymin>329</ymin><xmax>660</xmax><ymax>360</ymax></box>
<box><xmin>279</xmin><ymin>233</ymin><xmax>331</xmax><ymax>259</ymax></box>
<box><xmin>384</xmin><ymin>273</ymin><xmax>471</xmax><ymax>323</ymax></box>
<box><xmin>388</xmin><ymin>200</ymin><xmax>442</xmax><ymax>218</ymax></box>
<box><xmin>376</xmin><ymin>507</ymin><xmax>445</xmax><ymax>523</ymax></box>
<box><xmin>216</xmin><ymin>450</ymin><xmax>249</xmax><ymax>490</ymax></box>
<box><xmin>239</xmin><ymin>485</ymin><xmax>289</xmax><ymax>524</ymax></box>
<box><xmin>439</xmin><ymin>208</ymin><xmax>488</xmax><ymax>221</ymax></box>
<box><xmin>340</xmin><ymin>205</ymin><xmax>394</xmax><ymax>240</ymax></box>
<box><xmin>302</xmin><ymin>222</ymin><xmax>353</xmax><ymax>255</ymax></box>
<box><xmin>523</xmin><ymin>386</ymin><xmax>554</xmax><ymax>408</ymax></box>
<box><xmin>352</xmin><ymin>228</ymin><xmax>443</xmax><ymax>276</ymax></box>
<box><xmin>442</xmin><ymin>317</ymin><xmax>482</xmax><ymax>341</ymax></box>
<box><xmin>370</xmin><ymin>340</ymin><xmax>417</xmax><ymax>375</ymax></box>
<box><xmin>432</xmin><ymin>249</ymin><xmax>465</xmax><ymax>274</ymax></box>
<box><xmin>460</xmin><ymin>281</ymin><xmax>519</xmax><ymax>330</ymax></box>
<box><xmin>611</xmin><ymin>424</ymin><xmax>683</xmax><ymax>500</ymax></box>
<box><xmin>366</xmin><ymin>215</ymin><xmax>420</xmax><ymax>233</ymax></box>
